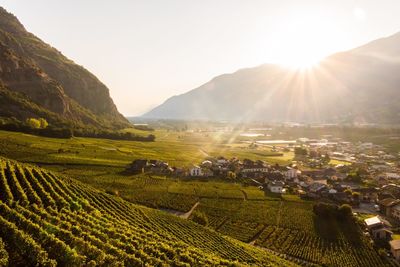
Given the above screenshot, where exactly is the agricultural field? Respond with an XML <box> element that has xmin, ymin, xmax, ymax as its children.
<box><xmin>193</xmin><ymin>197</ymin><xmax>395</xmax><ymax>267</ymax></box>
<box><xmin>0</xmin><ymin>129</ymin><xmax>292</xmax><ymax>168</ymax></box>
<box><xmin>0</xmin><ymin>129</ymin><xmax>293</xmax><ymax>211</ymax></box>
<box><xmin>0</xmin><ymin>129</ymin><xmax>395</xmax><ymax>266</ymax></box>
<box><xmin>0</xmin><ymin>157</ymin><xmax>297</xmax><ymax>266</ymax></box>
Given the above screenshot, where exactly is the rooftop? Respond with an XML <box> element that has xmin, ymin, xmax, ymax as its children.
<box><xmin>364</xmin><ymin>216</ymin><xmax>382</xmax><ymax>227</ymax></box>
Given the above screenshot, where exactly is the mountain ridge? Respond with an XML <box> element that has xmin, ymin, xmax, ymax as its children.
<box><xmin>143</xmin><ymin>32</ymin><xmax>400</xmax><ymax>124</ymax></box>
<box><xmin>0</xmin><ymin>6</ymin><xmax>129</xmax><ymax>129</ymax></box>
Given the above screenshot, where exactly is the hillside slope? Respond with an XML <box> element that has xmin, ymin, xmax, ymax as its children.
<box><xmin>0</xmin><ymin>7</ymin><xmax>129</xmax><ymax>129</ymax></box>
<box><xmin>144</xmin><ymin>32</ymin><xmax>400</xmax><ymax>124</ymax></box>
<box><xmin>0</xmin><ymin>157</ymin><xmax>297</xmax><ymax>266</ymax></box>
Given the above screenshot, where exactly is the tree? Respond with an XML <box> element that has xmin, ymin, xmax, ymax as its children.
<box><xmin>352</xmin><ymin>192</ymin><xmax>360</xmax><ymax>200</ymax></box>
<box><xmin>313</xmin><ymin>203</ymin><xmax>338</xmax><ymax>218</ymax></box>
<box><xmin>344</xmin><ymin>189</ymin><xmax>352</xmax><ymax>195</ymax></box>
<box><xmin>338</xmin><ymin>204</ymin><xmax>353</xmax><ymax>219</ymax></box>
<box><xmin>294</xmin><ymin>147</ymin><xmax>308</xmax><ymax>156</ymax></box>
<box><xmin>38</xmin><ymin>118</ymin><xmax>48</xmax><ymax>129</ymax></box>
<box><xmin>227</xmin><ymin>171</ymin><xmax>236</xmax><ymax>180</ymax></box>
<box><xmin>26</xmin><ymin>118</ymin><xmax>41</xmax><ymax>129</ymax></box>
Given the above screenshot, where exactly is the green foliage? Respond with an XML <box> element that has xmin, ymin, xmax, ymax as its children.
<box><xmin>0</xmin><ymin>157</ymin><xmax>296</xmax><ymax>266</ymax></box>
<box><xmin>38</xmin><ymin>118</ymin><xmax>48</xmax><ymax>129</ymax></box>
<box><xmin>313</xmin><ymin>202</ymin><xmax>338</xmax><ymax>218</ymax></box>
<box><xmin>191</xmin><ymin>211</ymin><xmax>208</xmax><ymax>226</ymax></box>
<box><xmin>294</xmin><ymin>147</ymin><xmax>308</xmax><ymax>156</ymax></box>
<box><xmin>26</xmin><ymin>118</ymin><xmax>41</xmax><ymax>129</ymax></box>
<box><xmin>338</xmin><ymin>204</ymin><xmax>353</xmax><ymax>219</ymax></box>
<box><xmin>0</xmin><ymin>238</ymin><xmax>8</xmax><ymax>267</ymax></box>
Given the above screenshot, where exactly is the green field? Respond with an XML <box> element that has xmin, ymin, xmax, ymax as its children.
<box><xmin>0</xmin><ymin>129</ymin><xmax>292</xmax><ymax>167</ymax></box>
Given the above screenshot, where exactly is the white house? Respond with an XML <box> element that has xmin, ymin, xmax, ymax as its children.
<box><xmin>189</xmin><ymin>166</ymin><xmax>203</xmax><ymax>177</ymax></box>
<box><xmin>268</xmin><ymin>181</ymin><xmax>284</xmax><ymax>193</ymax></box>
<box><xmin>284</xmin><ymin>167</ymin><xmax>301</xmax><ymax>181</ymax></box>
<box><xmin>217</xmin><ymin>157</ymin><xmax>228</xmax><ymax>165</ymax></box>
<box><xmin>386</xmin><ymin>173</ymin><xmax>400</xmax><ymax>180</ymax></box>
<box><xmin>364</xmin><ymin>216</ymin><xmax>393</xmax><ymax>240</ymax></box>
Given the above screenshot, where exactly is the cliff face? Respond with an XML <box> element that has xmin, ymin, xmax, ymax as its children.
<box><xmin>0</xmin><ymin>7</ymin><xmax>129</xmax><ymax>129</ymax></box>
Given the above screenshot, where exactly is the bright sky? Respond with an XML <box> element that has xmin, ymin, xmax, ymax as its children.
<box><xmin>1</xmin><ymin>0</ymin><xmax>400</xmax><ymax>116</ymax></box>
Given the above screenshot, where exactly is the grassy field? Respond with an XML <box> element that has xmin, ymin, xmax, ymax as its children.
<box><xmin>0</xmin><ymin>129</ymin><xmax>292</xmax><ymax>167</ymax></box>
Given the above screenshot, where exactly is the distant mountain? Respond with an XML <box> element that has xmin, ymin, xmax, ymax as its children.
<box><xmin>143</xmin><ymin>32</ymin><xmax>400</xmax><ymax>124</ymax></box>
<box><xmin>0</xmin><ymin>7</ymin><xmax>129</xmax><ymax>129</ymax></box>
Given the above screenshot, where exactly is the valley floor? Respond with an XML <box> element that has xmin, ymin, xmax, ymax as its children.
<box><xmin>0</xmin><ymin>129</ymin><xmax>396</xmax><ymax>266</ymax></box>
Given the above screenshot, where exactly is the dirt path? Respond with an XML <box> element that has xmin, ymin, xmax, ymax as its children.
<box><xmin>198</xmin><ymin>149</ymin><xmax>209</xmax><ymax>157</ymax></box>
<box><xmin>179</xmin><ymin>201</ymin><xmax>200</xmax><ymax>219</ymax></box>
<box><xmin>160</xmin><ymin>201</ymin><xmax>200</xmax><ymax>219</ymax></box>
<box><xmin>248</xmin><ymin>224</ymin><xmax>268</xmax><ymax>245</ymax></box>
<box><xmin>240</xmin><ymin>189</ymin><xmax>248</xmax><ymax>201</ymax></box>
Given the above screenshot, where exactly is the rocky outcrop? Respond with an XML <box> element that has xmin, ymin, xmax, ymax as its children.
<box><xmin>0</xmin><ymin>7</ymin><xmax>129</xmax><ymax>129</ymax></box>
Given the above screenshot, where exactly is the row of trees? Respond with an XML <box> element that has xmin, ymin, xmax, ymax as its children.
<box><xmin>0</xmin><ymin>117</ymin><xmax>155</xmax><ymax>141</ymax></box>
<box><xmin>73</xmin><ymin>128</ymin><xmax>155</xmax><ymax>141</ymax></box>
<box><xmin>313</xmin><ymin>202</ymin><xmax>353</xmax><ymax>220</ymax></box>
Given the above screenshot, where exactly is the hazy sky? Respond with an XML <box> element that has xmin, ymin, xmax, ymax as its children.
<box><xmin>1</xmin><ymin>1</ymin><xmax>400</xmax><ymax>116</ymax></box>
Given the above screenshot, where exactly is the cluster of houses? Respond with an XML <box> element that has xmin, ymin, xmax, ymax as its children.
<box><xmin>295</xmin><ymin>138</ymin><xmax>400</xmax><ymax>182</ymax></box>
<box><xmin>359</xmin><ymin>184</ymin><xmax>400</xmax><ymax>261</ymax></box>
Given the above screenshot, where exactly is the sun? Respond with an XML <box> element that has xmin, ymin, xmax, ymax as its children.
<box><xmin>278</xmin><ymin>53</ymin><xmax>322</xmax><ymax>69</ymax></box>
<box><xmin>267</xmin><ymin>9</ymin><xmax>344</xmax><ymax>70</ymax></box>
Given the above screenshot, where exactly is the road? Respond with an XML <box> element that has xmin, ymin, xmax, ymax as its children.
<box><xmin>160</xmin><ymin>201</ymin><xmax>200</xmax><ymax>219</ymax></box>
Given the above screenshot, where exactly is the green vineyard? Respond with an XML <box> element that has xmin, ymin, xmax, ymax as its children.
<box><xmin>0</xmin><ymin>157</ymin><xmax>297</xmax><ymax>266</ymax></box>
<box><xmin>195</xmin><ymin>198</ymin><xmax>398</xmax><ymax>267</ymax></box>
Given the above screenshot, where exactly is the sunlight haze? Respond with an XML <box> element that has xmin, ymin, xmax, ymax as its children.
<box><xmin>1</xmin><ymin>0</ymin><xmax>400</xmax><ymax>115</ymax></box>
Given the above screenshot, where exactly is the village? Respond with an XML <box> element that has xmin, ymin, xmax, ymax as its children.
<box><xmin>127</xmin><ymin>135</ymin><xmax>400</xmax><ymax>261</ymax></box>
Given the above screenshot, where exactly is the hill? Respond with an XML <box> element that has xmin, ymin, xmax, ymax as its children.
<box><xmin>143</xmin><ymin>32</ymin><xmax>400</xmax><ymax>124</ymax></box>
<box><xmin>0</xmin><ymin>157</ymin><xmax>297</xmax><ymax>266</ymax></box>
<box><xmin>0</xmin><ymin>7</ymin><xmax>129</xmax><ymax>129</ymax></box>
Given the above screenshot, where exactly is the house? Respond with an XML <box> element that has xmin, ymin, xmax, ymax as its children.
<box><xmin>354</xmin><ymin>187</ymin><xmax>378</xmax><ymax>203</ymax></box>
<box><xmin>390</xmin><ymin>240</ymin><xmax>400</xmax><ymax>261</ymax></box>
<box><xmin>379</xmin><ymin>198</ymin><xmax>400</xmax><ymax>217</ymax></box>
<box><xmin>284</xmin><ymin>167</ymin><xmax>301</xmax><ymax>181</ymax></box>
<box><xmin>391</xmin><ymin>204</ymin><xmax>400</xmax><ymax>221</ymax></box>
<box><xmin>190</xmin><ymin>166</ymin><xmax>203</xmax><ymax>177</ymax></box>
<box><xmin>217</xmin><ymin>157</ymin><xmax>228</xmax><ymax>165</ymax></box>
<box><xmin>364</xmin><ymin>216</ymin><xmax>392</xmax><ymax>240</ymax></box>
<box><xmin>308</xmin><ymin>182</ymin><xmax>327</xmax><ymax>194</ymax></box>
<box><xmin>386</xmin><ymin>173</ymin><xmax>400</xmax><ymax>180</ymax></box>
<box><xmin>201</xmin><ymin>160</ymin><xmax>213</xmax><ymax>168</ymax></box>
<box><xmin>241</xmin><ymin>160</ymin><xmax>270</xmax><ymax>178</ymax></box>
<box><xmin>302</xmin><ymin>170</ymin><xmax>325</xmax><ymax>179</ymax></box>
<box><xmin>148</xmin><ymin>161</ymin><xmax>172</xmax><ymax>175</ymax></box>
<box><xmin>128</xmin><ymin>159</ymin><xmax>149</xmax><ymax>174</ymax></box>
<box><xmin>268</xmin><ymin>181</ymin><xmax>284</xmax><ymax>193</ymax></box>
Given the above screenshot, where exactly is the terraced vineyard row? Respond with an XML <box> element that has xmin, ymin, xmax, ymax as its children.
<box><xmin>0</xmin><ymin>158</ymin><xmax>297</xmax><ymax>266</ymax></box>
<box><xmin>195</xmin><ymin>197</ymin><xmax>397</xmax><ymax>267</ymax></box>
<box><xmin>255</xmin><ymin>226</ymin><xmax>394</xmax><ymax>267</ymax></box>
